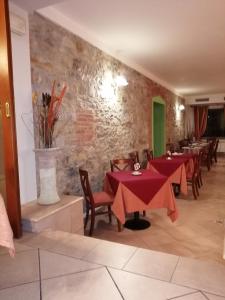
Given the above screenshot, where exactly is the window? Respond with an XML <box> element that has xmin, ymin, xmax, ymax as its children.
<box><xmin>203</xmin><ymin>108</ymin><xmax>225</xmax><ymax>137</ymax></box>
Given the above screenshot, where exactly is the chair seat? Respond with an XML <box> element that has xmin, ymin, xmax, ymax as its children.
<box><xmin>93</xmin><ymin>191</ymin><xmax>114</xmax><ymax>205</ymax></box>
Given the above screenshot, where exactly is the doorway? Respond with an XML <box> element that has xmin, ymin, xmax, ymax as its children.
<box><xmin>152</xmin><ymin>97</ymin><xmax>165</xmax><ymax>157</ymax></box>
<box><xmin>0</xmin><ymin>0</ymin><xmax>22</xmax><ymax>237</ymax></box>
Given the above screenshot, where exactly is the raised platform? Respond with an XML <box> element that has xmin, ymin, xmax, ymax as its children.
<box><xmin>21</xmin><ymin>195</ymin><xmax>84</xmax><ymax>234</ymax></box>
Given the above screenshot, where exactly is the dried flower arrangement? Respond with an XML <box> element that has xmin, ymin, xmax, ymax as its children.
<box><xmin>33</xmin><ymin>81</ymin><xmax>67</xmax><ymax>148</ymax></box>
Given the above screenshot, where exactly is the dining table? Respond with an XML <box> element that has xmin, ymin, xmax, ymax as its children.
<box><xmin>0</xmin><ymin>194</ymin><xmax>15</xmax><ymax>257</ymax></box>
<box><xmin>147</xmin><ymin>156</ymin><xmax>189</xmax><ymax>195</ymax></box>
<box><xmin>171</xmin><ymin>152</ymin><xmax>195</xmax><ymax>179</ymax></box>
<box><xmin>104</xmin><ymin>169</ymin><xmax>178</xmax><ymax>230</ymax></box>
<box><xmin>182</xmin><ymin>142</ymin><xmax>208</xmax><ymax>155</ymax></box>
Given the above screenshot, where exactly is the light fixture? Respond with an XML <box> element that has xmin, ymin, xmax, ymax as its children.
<box><xmin>178</xmin><ymin>104</ymin><xmax>185</xmax><ymax>111</ymax></box>
<box><xmin>115</xmin><ymin>75</ymin><xmax>128</xmax><ymax>87</ymax></box>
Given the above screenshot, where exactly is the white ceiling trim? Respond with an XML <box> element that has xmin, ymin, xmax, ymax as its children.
<box><xmin>37</xmin><ymin>6</ymin><xmax>181</xmax><ymax>97</ymax></box>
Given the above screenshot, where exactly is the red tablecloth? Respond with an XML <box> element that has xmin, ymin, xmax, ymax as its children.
<box><xmin>171</xmin><ymin>153</ymin><xmax>195</xmax><ymax>178</ymax></box>
<box><xmin>106</xmin><ymin>170</ymin><xmax>168</xmax><ymax>204</ymax></box>
<box><xmin>104</xmin><ymin>170</ymin><xmax>178</xmax><ymax>224</ymax></box>
<box><xmin>147</xmin><ymin>157</ymin><xmax>188</xmax><ymax>195</ymax></box>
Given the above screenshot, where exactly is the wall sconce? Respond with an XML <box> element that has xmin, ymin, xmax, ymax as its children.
<box><xmin>100</xmin><ymin>72</ymin><xmax>128</xmax><ymax>102</ymax></box>
<box><xmin>115</xmin><ymin>75</ymin><xmax>128</xmax><ymax>87</ymax></box>
<box><xmin>178</xmin><ymin>104</ymin><xmax>185</xmax><ymax>111</ymax></box>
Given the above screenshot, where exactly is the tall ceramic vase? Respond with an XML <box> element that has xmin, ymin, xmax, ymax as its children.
<box><xmin>34</xmin><ymin>148</ymin><xmax>60</xmax><ymax>205</ymax></box>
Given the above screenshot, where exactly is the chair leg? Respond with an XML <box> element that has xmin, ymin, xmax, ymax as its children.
<box><xmin>117</xmin><ymin>218</ymin><xmax>122</xmax><ymax>232</ymax></box>
<box><xmin>84</xmin><ymin>202</ymin><xmax>90</xmax><ymax>229</ymax></box>
<box><xmin>199</xmin><ymin>172</ymin><xmax>203</xmax><ymax>186</ymax></box>
<box><xmin>197</xmin><ymin>177</ymin><xmax>201</xmax><ymax>189</ymax></box>
<box><xmin>89</xmin><ymin>208</ymin><xmax>95</xmax><ymax>236</ymax></box>
<box><xmin>207</xmin><ymin>159</ymin><xmax>211</xmax><ymax>171</ymax></box>
<box><xmin>215</xmin><ymin>154</ymin><xmax>217</xmax><ymax>163</ymax></box>
<box><xmin>192</xmin><ymin>181</ymin><xmax>198</xmax><ymax>199</ymax></box>
<box><xmin>195</xmin><ymin>182</ymin><xmax>199</xmax><ymax>196</ymax></box>
<box><xmin>108</xmin><ymin>205</ymin><xmax>112</xmax><ymax>223</ymax></box>
<box><xmin>194</xmin><ymin>178</ymin><xmax>199</xmax><ymax>196</ymax></box>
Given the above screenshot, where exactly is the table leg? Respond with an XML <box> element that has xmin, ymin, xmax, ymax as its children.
<box><xmin>124</xmin><ymin>211</ymin><xmax>151</xmax><ymax>230</ymax></box>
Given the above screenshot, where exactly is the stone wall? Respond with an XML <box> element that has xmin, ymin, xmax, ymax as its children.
<box><xmin>29</xmin><ymin>13</ymin><xmax>185</xmax><ymax>195</ymax></box>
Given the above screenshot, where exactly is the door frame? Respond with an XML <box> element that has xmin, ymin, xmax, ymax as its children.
<box><xmin>0</xmin><ymin>0</ymin><xmax>22</xmax><ymax>238</ymax></box>
<box><xmin>152</xmin><ymin>96</ymin><xmax>166</xmax><ymax>156</ymax></box>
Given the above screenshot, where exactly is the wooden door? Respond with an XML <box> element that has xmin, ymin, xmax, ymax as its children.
<box><xmin>0</xmin><ymin>0</ymin><xmax>22</xmax><ymax>238</ymax></box>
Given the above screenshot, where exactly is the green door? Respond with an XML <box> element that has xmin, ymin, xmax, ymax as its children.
<box><xmin>153</xmin><ymin>100</ymin><xmax>165</xmax><ymax>157</ymax></box>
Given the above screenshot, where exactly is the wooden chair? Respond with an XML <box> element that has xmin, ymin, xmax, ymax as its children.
<box><xmin>202</xmin><ymin>140</ymin><xmax>214</xmax><ymax>170</ymax></box>
<box><xmin>212</xmin><ymin>139</ymin><xmax>219</xmax><ymax>163</ymax></box>
<box><xmin>141</xmin><ymin>149</ymin><xmax>153</xmax><ymax>169</ymax></box>
<box><xmin>166</xmin><ymin>143</ymin><xmax>175</xmax><ymax>153</ymax></box>
<box><xmin>179</xmin><ymin>139</ymin><xmax>189</xmax><ymax>150</ymax></box>
<box><xmin>129</xmin><ymin>151</ymin><xmax>140</xmax><ymax>164</ymax></box>
<box><xmin>143</xmin><ymin>149</ymin><xmax>154</xmax><ymax>161</ymax></box>
<box><xmin>79</xmin><ymin>168</ymin><xmax>121</xmax><ymax>236</ymax></box>
<box><xmin>197</xmin><ymin>150</ymin><xmax>204</xmax><ymax>188</ymax></box>
<box><xmin>110</xmin><ymin>158</ymin><xmax>134</xmax><ymax>172</ymax></box>
<box><xmin>187</xmin><ymin>156</ymin><xmax>199</xmax><ymax>199</ymax></box>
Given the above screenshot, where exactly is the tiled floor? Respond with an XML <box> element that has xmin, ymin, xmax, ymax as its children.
<box><xmin>0</xmin><ymin>231</ymin><xmax>225</xmax><ymax>299</ymax></box>
<box><xmin>0</xmin><ymin>157</ymin><xmax>224</xmax><ymax>299</ymax></box>
<box><xmin>89</xmin><ymin>156</ymin><xmax>225</xmax><ymax>264</ymax></box>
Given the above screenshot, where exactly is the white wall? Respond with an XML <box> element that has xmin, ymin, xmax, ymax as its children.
<box><xmin>9</xmin><ymin>2</ymin><xmax>37</xmax><ymax>204</ymax></box>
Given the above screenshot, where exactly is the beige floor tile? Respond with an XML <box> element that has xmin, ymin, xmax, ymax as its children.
<box><xmin>0</xmin><ymin>282</ymin><xmax>40</xmax><ymax>300</ymax></box>
<box><xmin>123</xmin><ymin>248</ymin><xmax>179</xmax><ymax>281</ymax></box>
<box><xmin>172</xmin><ymin>257</ymin><xmax>225</xmax><ymax>296</ymax></box>
<box><xmin>96</xmin><ymin>233</ymin><xmax>150</xmax><ymax>249</ymax></box>
<box><xmin>0</xmin><ymin>250</ymin><xmax>39</xmax><ymax>289</ymax></box>
<box><xmin>50</xmin><ymin>233</ymin><xmax>101</xmax><ymax>259</ymax></box>
<box><xmin>40</xmin><ymin>250</ymin><xmax>101</xmax><ymax>279</ymax></box>
<box><xmin>0</xmin><ymin>242</ymin><xmax>32</xmax><ymax>256</ymax></box>
<box><xmin>149</xmin><ymin>241</ymin><xmax>203</xmax><ymax>258</ymax></box>
<box><xmin>41</xmin><ymin>267</ymin><xmax>122</xmax><ymax>300</ymax></box>
<box><xmin>170</xmin><ymin>292</ymin><xmax>209</xmax><ymax>299</ymax></box>
<box><xmin>84</xmin><ymin>240</ymin><xmax>137</xmax><ymax>269</ymax></box>
<box><xmin>109</xmin><ymin>268</ymin><xmax>196</xmax><ymax>300</ymax></box>
<box><xmin>138</xmin><ymin>228</ymin><xmax>178</xmax><ymax>248</ymax></box>
<box><xmin>203</xmin><ymin>292</ymin><xmax>225</xmax><ymax>299</ymax></box>
<box><xmin>20</xmin><ymin>230</ymin><xmax>66</xmax><ymax>250</ymax></box>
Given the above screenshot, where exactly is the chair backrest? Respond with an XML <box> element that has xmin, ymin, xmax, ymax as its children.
<box><xmin>143</xmin><ymin>149</ymin><xmax>153</xmax><ymax>161</ymax></box>
<box><xmin>129</xmin><ymin>151</ymin><xmax>139</xmax><ymax>163</ymax></box>
<box><xmin>110</xmin><ymin>158</ymin><xmax>133</xmax><ymax>172</ymax></box>
<box><xmin>166</xmin><ymin>143</ymin><xmax>176</xmax><ymax>153</ymax></box>
<box><xmin>208</xmin><ymin>140</ymin><xmax>215</xmax><ymax>155</ymax></box>
<box><xmin>79</xmin><ymin>168</ymin><xmax>94</xmax><ymax>206</ymax></box>
<box><xmin>179</xmin><ymin>139</ymin><xmax>189</xmax><ymax>149</ymax></box>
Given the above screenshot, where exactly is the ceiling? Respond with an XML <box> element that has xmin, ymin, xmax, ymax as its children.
<box><xmin>12</xmin><ymin>0</ymin><xmax>225</xmax><ymax>96</ymax></box>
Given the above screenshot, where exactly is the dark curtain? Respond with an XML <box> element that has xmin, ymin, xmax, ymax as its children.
<box><xmin>194</xmin><ymin>106</ymin><xmax>208</xmax><ymax>140</ymax></box>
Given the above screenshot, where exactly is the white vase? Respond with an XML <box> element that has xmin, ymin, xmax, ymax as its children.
<box><xmin>34</xmin><ymin>148</ymin><xmax>60</xmax><ymax>205</ymax></box>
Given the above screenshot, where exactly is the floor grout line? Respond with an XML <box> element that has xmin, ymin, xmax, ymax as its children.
<box><xmin>169</xmin><ymin>255</ymin><xmax>181</xmax><ymax>283</ymax></box>
<box><xmin>41</xmin><ymin>266</ymin><xmax>105</xmax><ymax>283</ymax></box>
<box><xmin>106</xmin><ymin>267</ymin><xmax>125</xmax><ymax>300</ymax></box>
<box><xmin>167</xmin><ymin>290</ymin><xmax>202</xmax><ymax>300</ymax></box>
<box><xmin>107</xmin><ymin>265</ymin><xmax>186</xmax><ymax>285</ymax></box>
<box><xmin>38</xmin><ymin>248</ymin><xmax>42</xmax><ymax>300</ymax></box>
<box><xmin>0</xmin><ymin>280</ymin><xmax>40</xmax><ymax>292</ymax></box>
<box><xmin>121</xmin><ymin>247</ymin><xmax>138</xmax><ymax>270</ymax></box>
<box><xmin>80</xmin><ymin>239</ymin><xmax>102</xmax><ymax>260</ymax></box>
<box><xmin>200</xmin><ymin>290</ymin><xmax>210</xmax><ymax>300</ymax></box>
